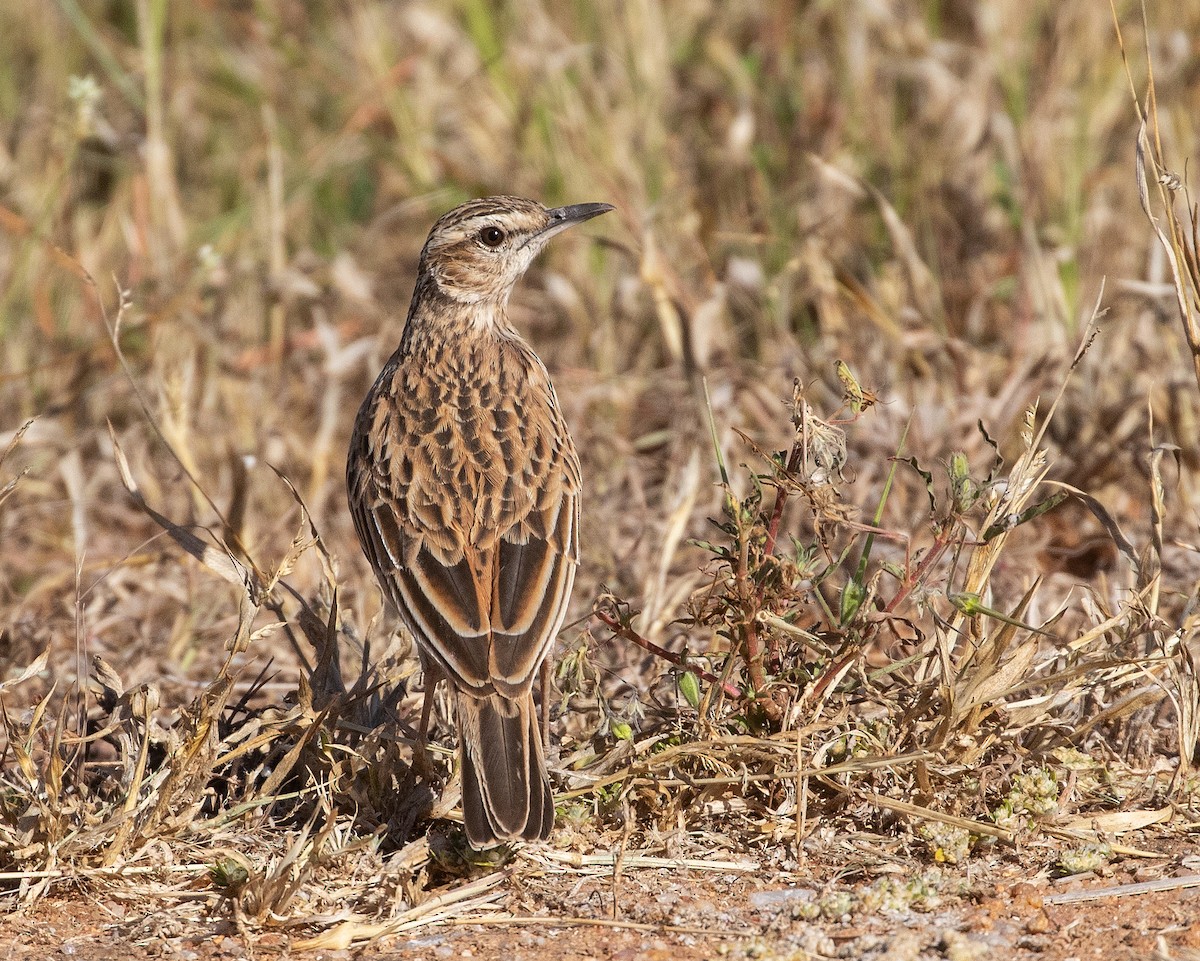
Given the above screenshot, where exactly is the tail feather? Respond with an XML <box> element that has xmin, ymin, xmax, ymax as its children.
<box><xmin>457</xmin><ymin>690</ymin><xmax>553</xmax><ymax>846</ymax></box>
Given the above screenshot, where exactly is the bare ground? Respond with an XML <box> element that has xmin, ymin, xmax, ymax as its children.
<box><xmin>4</xmin><ymin>838</ymin><xmax>1199</xmax><ymax>961</ymax></box>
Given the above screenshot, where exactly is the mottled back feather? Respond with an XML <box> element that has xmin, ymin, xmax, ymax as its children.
<box><xmin>348</xmin><ymin>327</ymin><xmax>581</xmax><ymax>698</ymax></box>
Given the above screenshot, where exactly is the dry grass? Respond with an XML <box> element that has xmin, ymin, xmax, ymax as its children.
<box><xmin>2</xmin><ymin>0</ymin><xmax>1200</xmax><ymax>949</ymax></box>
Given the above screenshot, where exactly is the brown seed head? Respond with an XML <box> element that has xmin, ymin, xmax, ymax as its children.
<box><xmin>418</xmin><ymin>196</ymin><xmax>613</xmax><ymax>306</ymax></box>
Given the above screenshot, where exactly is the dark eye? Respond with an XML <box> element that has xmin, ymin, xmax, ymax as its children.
<box><xmin>479</xmin><ymin>226</ymin><xmax>506</xmax><ymax>247</ymax></box>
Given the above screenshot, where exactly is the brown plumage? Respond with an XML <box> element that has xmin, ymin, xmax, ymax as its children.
<box><xmin>346</xmin><ymin>196</ymin><xmax>612</xmax><ymax>847</ymax></box>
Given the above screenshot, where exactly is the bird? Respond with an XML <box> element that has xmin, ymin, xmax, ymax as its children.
<box><xmin>346</xmin><ymin>196</ymin><xmax>613</xmax><ymax>847</ymax></box>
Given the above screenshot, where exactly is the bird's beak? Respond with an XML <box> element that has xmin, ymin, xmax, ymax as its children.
<box><xmin>546</xmin><ymin>202</ymin><xmax>615</xmax><ymax>225</ymax></box>
<box><xmin>533</xmin><ymin>202</ymin><xmax>615</xmax><ymax>244</ymax></box>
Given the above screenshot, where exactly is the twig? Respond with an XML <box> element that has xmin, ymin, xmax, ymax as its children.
<box><xmin>758</xmin><ymin>441</ymin><xmax>802</xmax><ymax>668</ymax></box>
<box><xmin>296</xmin><ymin>870</ymin><xmax>511</xmax><ymax>949</ymax></box>
<box><xmin>0</xmin><ymin>863</ymin><xmax>210</xmax><ymax>882</ymax></box>
<box><xmin>734</xmin><ymin>525</ymin><xmax>775</xmax><ymax>717</ymax></box>
<box><xmin>557</xmin><ymin>747</ymin><xmax>929</xmax><ymax>801</ymax></box>
<box><xmin>446</xmin><ymin>914</ymin><xmax>757</xmax><ymax>938</ymax></box>
<box><xmin>881</xmin><ymin>524</ymin><xmax>958</xmax><ymax>617</ymax></box>
<box><xmin>848</xmin><ymin>790</ymin><xmax>1016</xmax><ymax>843</ymax></box>
<box><xmin>594</xmin><ymin>603</ymin><xmax>744</xmax><ymax>699</ymax></box>
<box><xmin>526</xmin><ymin>850</ymin><xmax>758</xmax><ymax>873</ymax></box>
<box><xmin>1045</xmin><ymin>874</ymin><xmax>1200</xmax><ymax>906</ymax></box>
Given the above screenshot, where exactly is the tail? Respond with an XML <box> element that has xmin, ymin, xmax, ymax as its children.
<box><xmin>456</xmin><ymin>689</ymin><xmax>553</xmax><ymax>847</ymax></box>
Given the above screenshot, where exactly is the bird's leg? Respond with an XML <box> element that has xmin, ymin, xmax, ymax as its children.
<box><xmin>539</xmin><ymin>659</ymin><xmax>551</xmax><ymax>750</ymax></box>
<box><xmin>414</xmin><ymin>660</ymin><xmax>443</xmax><ymax>779</ymax></box>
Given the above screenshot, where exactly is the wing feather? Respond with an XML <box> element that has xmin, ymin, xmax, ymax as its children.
<box><xmin>488</xmin><ymin>548</ymin><xmax>574</xmax><ymax>692</ymax></box>
<box><xmin>347</xmin><ymin>337</ymin><xmax>581</xmax><ymax>699</ymax></box>
<box><xmin>394</xmin><ymin>555</ymin><xmax>491</xmax><ymax>682</ymax></box>
<box><xmin>495</xmin><ymin>535</ymin><xmax>552</xmax><ymax>633</ymax></box>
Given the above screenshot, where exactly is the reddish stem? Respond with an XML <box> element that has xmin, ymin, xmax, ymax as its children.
<box><xmin>594</xmin><ymin>608</ymin><xmax>744</xmax><ymax>700</ymax></box>
<box><xmin>758</xmin><ymin>442</ymin><xmax>802</xmax><ymax>670</ymax></box>
<box><xmin>881</xmin><ymin>525</ymin><xmax>957</xmax><ymax>616</ymax></box>
<box><xmin>762</xmin><ymin>442</ymin><xmax>802</xmax><ymax>559</ymax></box>
<box><xmin>809</xmin><ymin>524</ymin><xmax>959</xmax><ymax>701</ymax></box>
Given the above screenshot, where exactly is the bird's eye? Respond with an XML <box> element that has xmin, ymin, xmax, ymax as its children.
<box><xmin>479</xmin><ymin>226</ymin><xmax>506</xmax><ymax>247</ymax></box>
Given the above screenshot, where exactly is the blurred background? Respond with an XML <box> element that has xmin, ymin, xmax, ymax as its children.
<box><xmin>2</xmin><ymin>0</ymin><xmax>1199</xmax><ymax>710</ymax></box>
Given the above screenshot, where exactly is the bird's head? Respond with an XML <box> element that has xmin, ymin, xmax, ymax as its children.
<box><xmin>417</xmin><ymin>196</ymin><xmax>613</xmax><ymax>306</ymax></box>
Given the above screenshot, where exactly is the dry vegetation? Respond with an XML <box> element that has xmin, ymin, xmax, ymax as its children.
<box><xmin>2</xmin><ymin>0</ymin><xmax>1200</xmax><ymax>954</ymax></box>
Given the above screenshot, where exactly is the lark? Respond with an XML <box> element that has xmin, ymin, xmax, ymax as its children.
<box><xmin>347</xmin><ymin>196</ymin><xmax>612</xmax><ymax>847</ymax></box>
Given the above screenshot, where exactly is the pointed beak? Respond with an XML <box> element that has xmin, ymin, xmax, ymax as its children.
<box><xmin>532</xmin><ymin>202</ymin><xmax>615</xmax><ymax>245</ymax></box>
<box><xmin>546</xmin><ymin>202</ymin><xmax>615</xmax><ymax>226</ymax></box>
